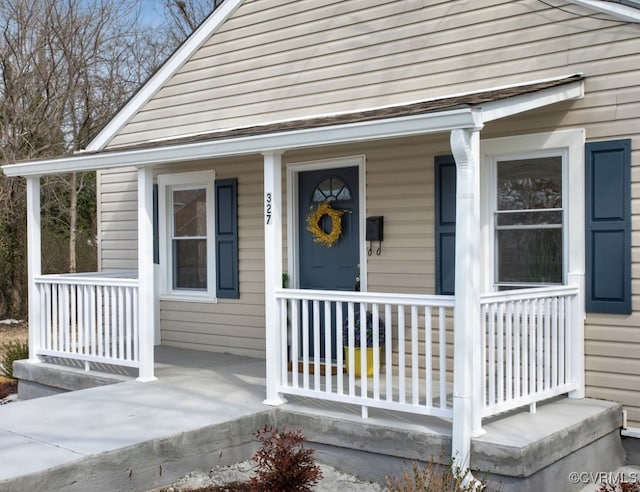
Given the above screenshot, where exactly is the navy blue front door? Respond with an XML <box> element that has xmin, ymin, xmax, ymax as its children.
<box><xmin>298</xmin><ymin>166</ymin><xmax>360</xmax><ymax>358</ymax></box>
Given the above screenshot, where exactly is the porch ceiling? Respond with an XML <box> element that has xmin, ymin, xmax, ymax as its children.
<box><xmin>2</xmin><ymin>74</ymin><xmax>583</xmax><ymax>177</ymax></box>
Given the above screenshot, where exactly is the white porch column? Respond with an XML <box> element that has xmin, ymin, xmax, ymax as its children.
<box><xmin>450</xmin><ymin>128</ymin><xmax>483</xmax><ymax>471</ymax></box>
<box><xmin>137</xmin><ymin>166</ymin><xmax>156</xmax><ymax>382</ymax></box>
<box><xmin>263</xmin><ymin>151</ymin><xmax>286</xmax><ymax>406</ymax></box>
<box><xmin>26</xmin><ymin>176</ymin><xmax>42</xmax><ymax>363</ymax></box>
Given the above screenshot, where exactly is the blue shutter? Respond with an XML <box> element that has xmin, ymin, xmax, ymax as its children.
<box><xmin>215</xmin><ymin>178</ymin><xmax>239</xmax><ymax>299</ymax></box>
<box><xmin>152</xmin><ymin>183</ymin><xmax>159</xmax><ymax>265</ymax></box>
<box><xmin>435</xmin><ymin>155</ymin><xmax>456</xmax><ymax>295</ymax></box>
<box><xmin>585</xmin><ymin>140</ymin><xmax>631</xmax><ymax>314</ymax></box>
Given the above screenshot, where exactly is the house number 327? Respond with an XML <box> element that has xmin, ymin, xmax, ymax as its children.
<box><xmin>265</xmin><ymin>193</ymin><xmax>272</xmax><ymax>225</ymax></box>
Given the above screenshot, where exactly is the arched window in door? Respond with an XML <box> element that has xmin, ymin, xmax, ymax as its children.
<box><xmin>311</xmin><ymin>176</ymin><xmax>351</xmax><ymax>203</ymax></box>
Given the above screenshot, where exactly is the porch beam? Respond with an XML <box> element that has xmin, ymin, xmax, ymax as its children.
<box><xmin>2</xmin><ymin>109</ymin><xmax>481</xmax><ymax>177</ymax></box>
<box><xmin>450</xmin><ymin>128</ymin><xmax>484</xmax><ymax>472</ymax></box>
<box><xmin>263</xmin><ymin>150</ymin><xmax>287</xmax><ymax>406</ymax></box>
<box><xmin>26</xmin><ymin>176</ymin><xmax>42</xmax><ymax>363</ymax></box>
<box><xmin>137</xmin><ymin>166</ymin><xmax>156</xmax><ymax>382</ymax></box>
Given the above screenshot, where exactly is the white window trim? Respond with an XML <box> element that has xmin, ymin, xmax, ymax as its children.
<box><xmin>158</xmin><ymin>170</ymin><xmax>217</xmax><ymax>302</ymax></box>
<box><xmin>481</xmin><ymin>129</ymin><xmax>585</xmax><ymax>292</ymax></box>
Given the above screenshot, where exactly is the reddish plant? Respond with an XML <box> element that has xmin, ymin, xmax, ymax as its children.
<box><xmin>249</xmin><ymin>425</ymin><xmax>322</xmax><ymax>492</ymax></box>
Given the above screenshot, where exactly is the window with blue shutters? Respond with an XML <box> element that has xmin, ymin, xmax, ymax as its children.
<box><xmin>585</xmin><ymin>139</ymin><xmax>631</xmax><ymax>314</ymax></box>
<box><xmin>155</xmin><ymin>171</ymin><xmax>239</xmax><ymax>301</ymax></box>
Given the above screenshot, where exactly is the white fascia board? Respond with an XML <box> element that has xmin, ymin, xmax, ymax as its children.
<box><xmin>2</xmin><ymin>108</ymin><xmax>482</xmax><ymax>177</ymax></box>
<box><xmin>84</xmin><ymin>0</ymin><xmax>245</xmax><ymax>152</ymax></box>
<box><xmin>565</xmin><ymin>0</ymin><xmax>640</xmax><ymax>22</ymax></box>
<box><xmin>480</xmin><ymin>79</ymin><xmax>584</xmax><ymax>123</ymax></box>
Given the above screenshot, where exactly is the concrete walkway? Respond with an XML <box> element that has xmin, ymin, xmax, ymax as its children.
<box><xmin>0</xmin><ymin>348</ymin><xmax>272</xmax><ymax>491</ymax></box>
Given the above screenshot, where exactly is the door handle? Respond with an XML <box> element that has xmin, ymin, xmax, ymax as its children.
<box><xmin>355</xmin><ymin>276</ymin><xmax>360</xmax><ymax>292</ymax></box>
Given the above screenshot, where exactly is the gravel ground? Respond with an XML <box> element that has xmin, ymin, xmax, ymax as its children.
<box><xmin>153</xmin><ymin>461</ymin><xmax>387</xmax><ymax>492</ymax></box>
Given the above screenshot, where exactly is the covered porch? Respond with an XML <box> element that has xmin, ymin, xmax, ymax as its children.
<box><xmin>2</xmin><ymin>74</ymin><xmax>587</xmax><ymax>471</ymax></box>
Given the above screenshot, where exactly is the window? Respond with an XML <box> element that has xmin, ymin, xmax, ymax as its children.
<box><xmin>494</xmin><ymin>156</ymin><xmax>563</xmax><ymax>287</ymax></box>
<box><xmin>482</xmin><ymin>130</ymin><xmax>585</xmax><ymax>292</ymax></box>
<box><xmin>158</xmin><ymin>171</ymin><xmax>216</xmax><ymax>300</ymax></box>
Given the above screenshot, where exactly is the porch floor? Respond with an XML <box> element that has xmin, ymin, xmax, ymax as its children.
<box><xmin>0</xmin><ymin>346</ymin><xmax>624</xmax><ymax>492</ymax></box>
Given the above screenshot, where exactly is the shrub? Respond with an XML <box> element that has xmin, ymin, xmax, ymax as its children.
<box><xmin>386</xmin><ymin>457</ymin><xmax>497</xmax><ymax>492</ymax></box>
<box><xmin>0</xmin><ymin>340</ymin><xmax>28</xmax><ymax>379</ymax></box>
<box><xmin>249</xmin><ymin>425</ymin><xmax>322</xmax><ymax>492</ymax></box>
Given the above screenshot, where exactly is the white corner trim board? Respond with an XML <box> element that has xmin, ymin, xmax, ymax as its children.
<box><xmin>85</xmin><ymin>0</ymin><xmax>246</xmax><ymax>152</ymax></box>
<box><xmin>565</xmin><ymin>0</ymin><xmax>640</xmax><ymax>22</ymax></box>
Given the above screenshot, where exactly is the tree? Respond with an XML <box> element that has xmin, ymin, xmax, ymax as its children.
<box><xmin>0</xmin><ymin>0</ymin><xmax>173</xmax><ymax>316</ymax></box>
<box><xmin>162</xmin><ymin>0</ymin><xmax>224</xmax><ymax>47</ymax></box>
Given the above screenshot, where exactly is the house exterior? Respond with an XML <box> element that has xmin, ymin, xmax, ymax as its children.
<box><xmin>3</xmin><ymin>0</ymin><xmax>639</xmax><ymax>476</ymax></box>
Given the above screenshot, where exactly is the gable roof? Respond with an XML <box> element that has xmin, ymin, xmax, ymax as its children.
<box><xmin>85</xmin><ymin>0</ymin><xmax>246</xmax><ymax>152</ymax></box>
<box><xmin>2</xmin><ymin>74</ymin><xmax>584</xmax><ymax>177</ymax></box>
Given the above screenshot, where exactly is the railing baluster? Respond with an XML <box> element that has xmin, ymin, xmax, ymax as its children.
<box><xmin>125</xmin><ymin>286</ymin><xmax>132</xmax><ymax>361</ymax></box>
<box><xmin>44</xmin><ymin>283</ymin><xmax>52</xmax><ymax>351</ymax></box>
<box><xmin>90</xmin><ymin>285</ymin><xmax>97</xmax><ymax>357</ymax></box>
<box><xmin>347</xmin><ymin>302</ymin><xmax>355</xmax><ymax>396</ymax></box>
<box><xmin>97</xmin><ymin>286</ymin><xmax>103</xmax><ymax>358</ymax></box>
<box><xmin>536</xmin><ymin>299</ymin><xmax>544</xmax><ymax>393</ymax></box>
<box><xmin>439</xmin><ymin>307</ymin><xmax>447</xmax><ymax>409</ymax></box>
<box><xmin>118</xmin><ymin>286</ymin><xmax>124</xmax><ymax>360</ymax></box>
<box><xmin>291</xmin><ymin>299</ymin><xmax>300</xmax><ymax>388</ymax></box>
<box><xmin>324</xmin><ymin>300</ymin><xmax>332</xmax><ymax>394</ymax></box>
<box><xmin>424</xmin><ymin>306</ymin><xmax>432</xmax><ymax>408</ymax></box>
<box><xmin>384</xmin><ymin>304</ymin><xmax>392</xmax><ymax>402</ymax></box>
<box><xmin>397</xmin><ymin>305</ymin><xmax>406</xmax><ymax>404</ymax></box>
<box><xmin>522</xmin><ymin>300</ymin><xmax>529</xmax><ymax>397</ymax></box>
<box><xmin>505</xmin><ymin>300</ymin><xmax>513</xmax><ymax>402</ymax></box>
<box><xmin>488</xmin><ymin>303</ymin><xmax>496</xmax><ymax>406</ymax></box>
<box><xmin>83</xmin><ymin>285</ymin><xmax>89</xmax><ymax>357</ymax></box>
<box><xmin>336</xmin><ymin>302</ymin><xmax>344</xmax><ymax>395</ymax></box>
<box><xmin>551</xmin><ymin>297</ymin><xmax>558</xmax><ymax>389</ymax></box>
<box><xmin>513</xmin><ymin>301</ymin><xmax>521</xmax><ymax>399</ymax></box>
<box><xmin>62</xmin><ymin>284</ymin><xmax>70</xmax><ymax>353</ymax></box>
<box><xmin>359</xmin><ymin>303</ymin><xmax>367</xmax><ymax>401</ymax></box>
<box><xmin>280</xmin><ymin>298</ymin><xmax>288</xmax><ymax>388</ymax></box>
<box><xmin>132</xmin><ymin>285</ymin><xmax>139</xmax><ymax>362</ymax></box>
<box><xmin>559</xmin><ymin>297</ymin><xmax>566</xmax><ymax>385</ymax></box>
<box><xmin>106</xmin><ymin>287</ymin><xmax>113</xmax><ymax>358</ymax></box>
<box><xmin>372</xmin><ymin>304</ymin><xmax>380</xmax><ymax>400</ymax></box>
<box><xmin>411</xmin><ymin>305</ymin><xmax>419</xmax><ymax>406</ymax></box>
<box><xmin>497</xmin><ymin>302</ymin><xmax>505</xmax><ymax>404</ymax></box>
<box><xmin>302</xmin><ymin>299</ymin><xmax>310</xmax><ymax>389</ymax></box>
<box><xmin>313</xmin><ymin>300</ymin><xmax>321</xmax><ymax>391</ymax></box>
<box><xmin>52</xmin><ymin>284</ymin><xmax>59</xmax><ymax>352</ymax></box>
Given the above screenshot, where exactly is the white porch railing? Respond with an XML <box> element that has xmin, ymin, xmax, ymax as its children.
<box><xmin>274</xmin><ymin>289</ymin><xmax>455</xmax><ymax>419</ymax></box>
<box><xmin>480</xmin><ymin>285</ymin><xmax>580</xmax><ymax>417</ymax></box>
<box><xmin>34</xmin><ymin>271</ymin><xmax>140</xmax><ymax>368</ymax></box>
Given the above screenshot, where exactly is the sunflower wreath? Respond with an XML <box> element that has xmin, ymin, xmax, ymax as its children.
<box><xmin>306</xmin><ymin>201</ymin><xmax>344</xmax><ymax>247</ymax></box>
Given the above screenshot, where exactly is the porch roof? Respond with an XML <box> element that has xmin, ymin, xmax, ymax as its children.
<box><xmin>2</xmin><ymin>74</ymin><xmax>583</xmax><ymax>177</ymax></box>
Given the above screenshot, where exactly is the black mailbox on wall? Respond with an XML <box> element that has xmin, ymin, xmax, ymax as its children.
<box><xmin>366</xmin><ymin>216</ymin><xmax>384</xmax><ymax>242</ymax></box>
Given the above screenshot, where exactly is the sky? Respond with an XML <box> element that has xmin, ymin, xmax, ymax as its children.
<box><xmin>139</xmin><ymin>0</ymin><xmax>165</xmax><ymax>26</ymax></box>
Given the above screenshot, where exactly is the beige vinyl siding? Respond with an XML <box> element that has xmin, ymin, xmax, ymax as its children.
<box><xmin>156</xmin><ymin>156</ymin><xmax>266</xmax><ymax>357</ymax></box>
<box><xmin>98</xmin><ymin>167</ymin><xmax>139</xmax><ymax>271</ymax></box>
<box><xmin>108</xmin><ymin>0</ymin><xmax>637</xmax><ymax>148</ymax></box>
